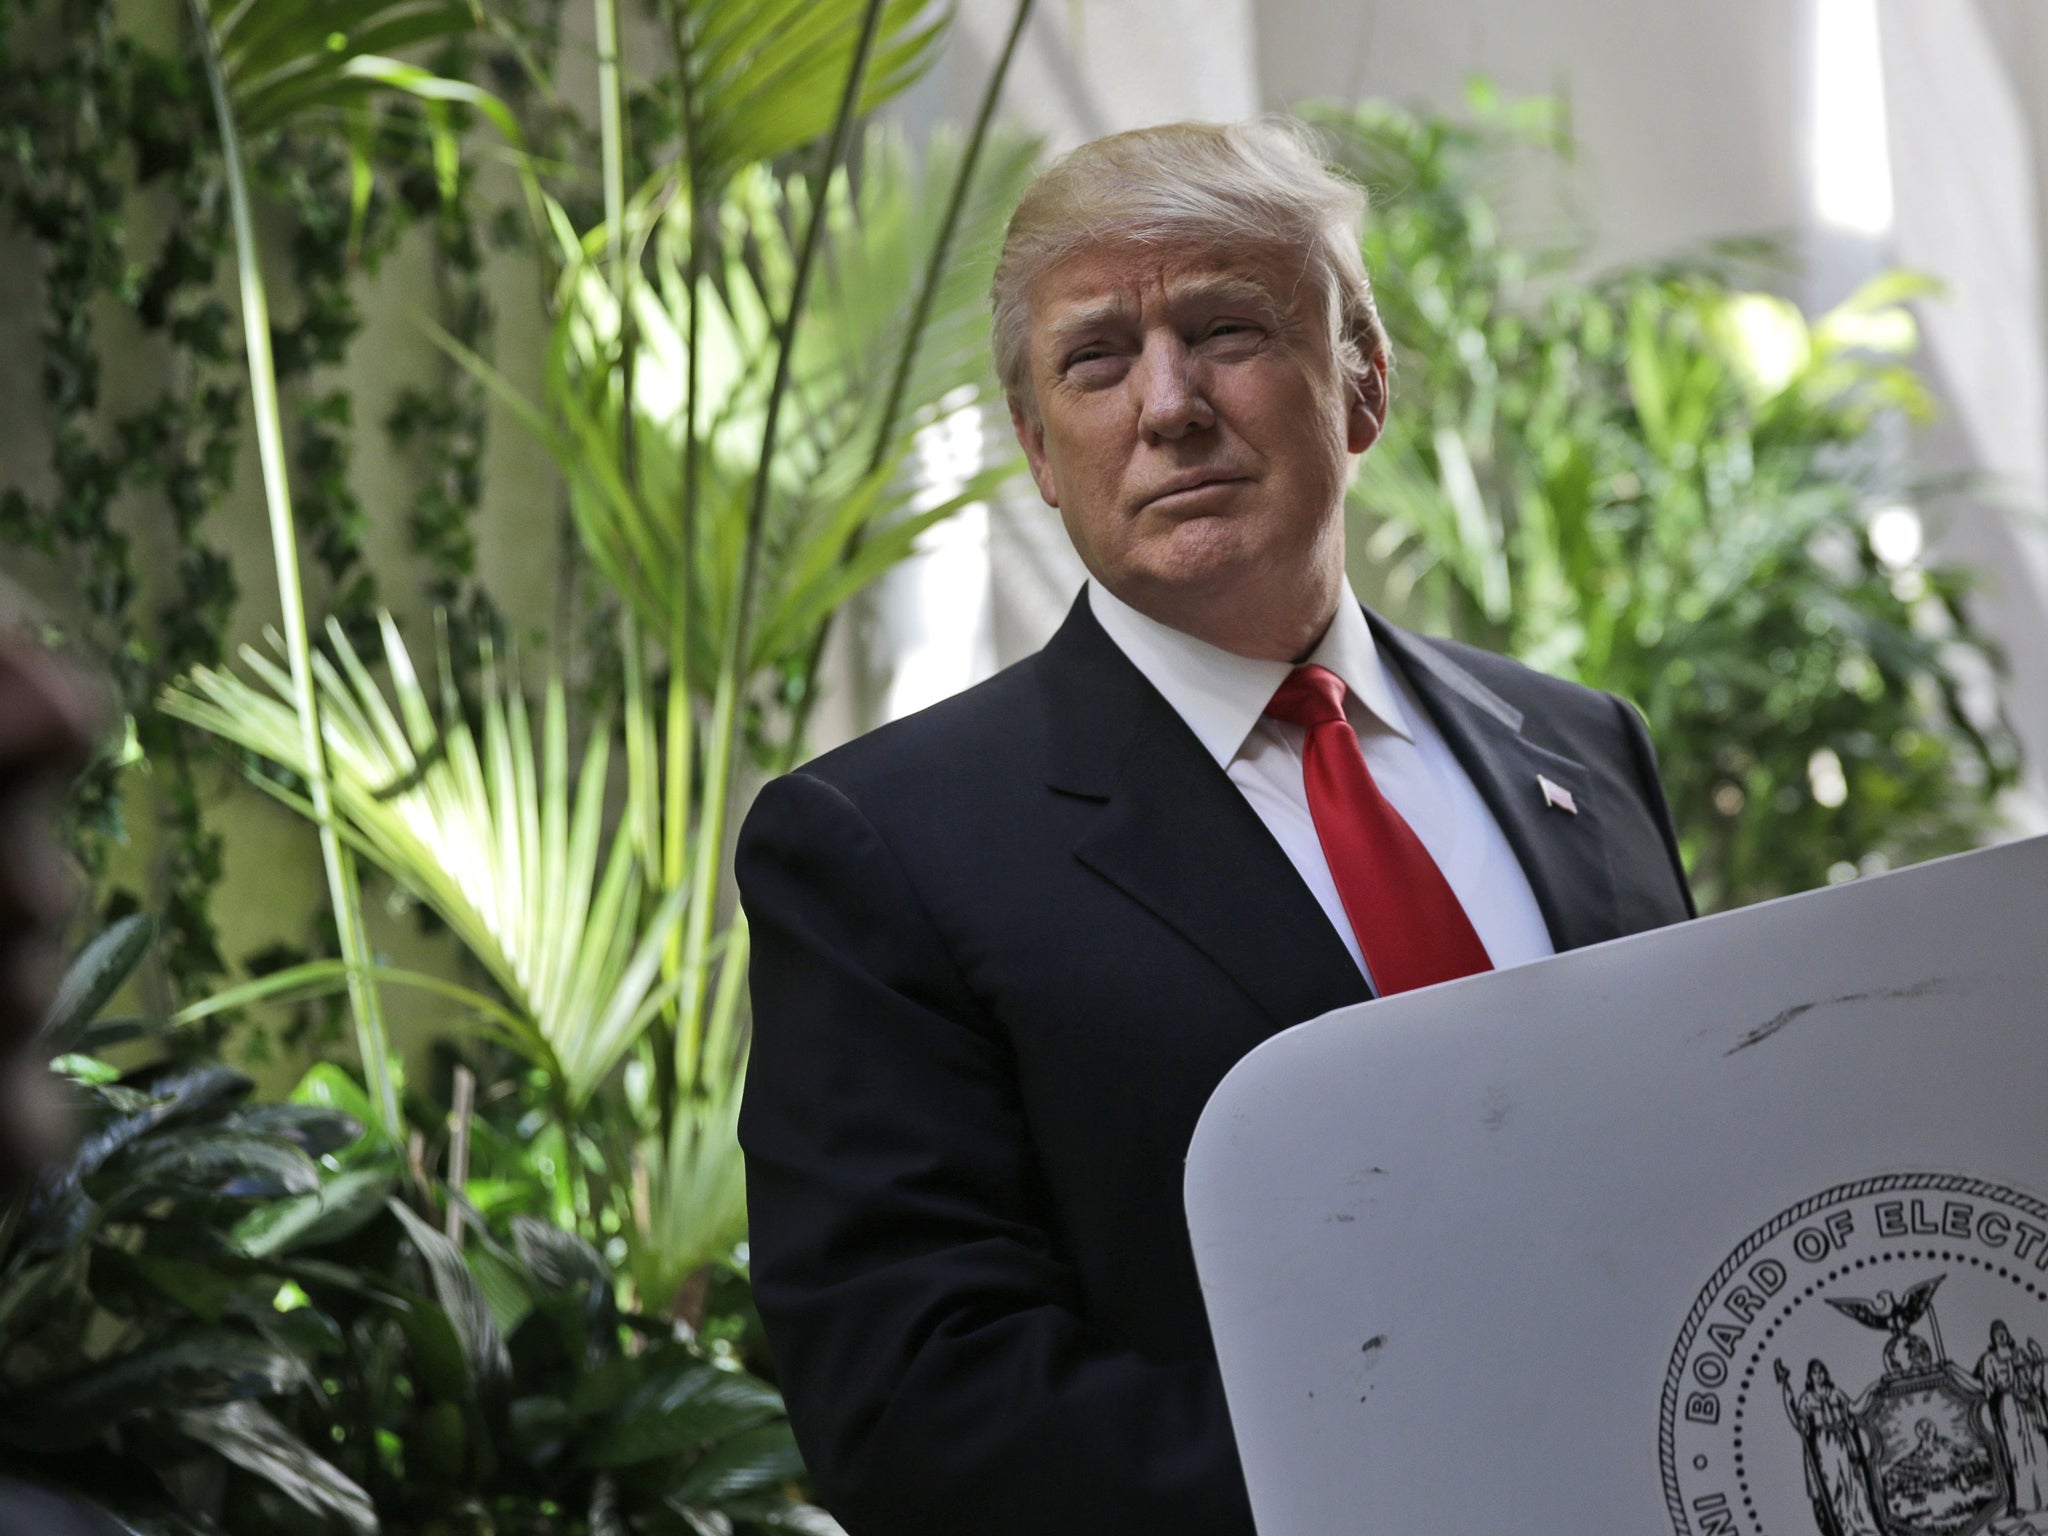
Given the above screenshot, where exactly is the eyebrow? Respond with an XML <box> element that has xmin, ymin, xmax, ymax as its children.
<box><xmin>1041</xmin><ymin>273</ymin><xmax>1288</xmax><ymax>355</ymax></box>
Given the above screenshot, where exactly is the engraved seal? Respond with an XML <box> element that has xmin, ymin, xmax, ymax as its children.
<box><xmin>1663</xmin><ymin>1174</ymin><xmax>2048</xmax><ymax>1536</ymax></box>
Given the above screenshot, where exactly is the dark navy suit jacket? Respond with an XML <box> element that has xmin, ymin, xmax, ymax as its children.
<box><xmin>735</xmin><ymin>592</ymin><xmax>1695</xmax><ymax>1535</ymax></box>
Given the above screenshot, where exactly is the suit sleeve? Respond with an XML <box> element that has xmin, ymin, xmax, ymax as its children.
<box><xmin>735</xmin><ymin>770</ymin><xmax>1256</xmax><ymax>1536</ymax></box>
<box><xmin>1610</xmin><ymin>692</ymin><xmax>1697</xmax><ymax>919</ymax></box>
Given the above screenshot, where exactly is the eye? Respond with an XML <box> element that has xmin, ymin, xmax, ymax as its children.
<box><xmin>1059</xmin><ymin>344</ymin><xmax>1128</xmax><ymax>384</ymax></box>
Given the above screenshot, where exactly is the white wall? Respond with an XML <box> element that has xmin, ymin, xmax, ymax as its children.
<box><xmin>1880</xmin><ymin>0</ymin><xmax>2048</xmax><ymax>825</ymax></box>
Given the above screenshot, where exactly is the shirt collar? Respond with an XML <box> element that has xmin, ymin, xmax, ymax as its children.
<box><xmin>1085</xmin><ymin>576</ymin><xmax>1414</xmax><ymax>769</ymax></box>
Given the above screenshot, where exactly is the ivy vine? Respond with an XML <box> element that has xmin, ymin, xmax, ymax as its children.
<box><xmin>0</xmin><ymin>0</ymin><xmax>552</xmax><ymax>1050</ymax></box>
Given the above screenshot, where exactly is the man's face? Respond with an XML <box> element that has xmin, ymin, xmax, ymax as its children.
<box><xmin>1010</xmin><ymin>241</ymin><xmax>1385</xmax><ymax>650</ymax></box>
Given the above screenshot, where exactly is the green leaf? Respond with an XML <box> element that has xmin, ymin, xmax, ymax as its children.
<box><xmin>72</xmin><ymin>1065</ymin><xmax>254</xmax><ymax>1179</ymax></box>
<box><xmin>171</xmin><ymin>1400</ymin><xmax>376</xmax><ymax>1536</ymax></box>
<box><xmin>511</xmin><ymin>1215</ymin><xmax>611</xmax><ymax>1302</ymax></box>
<box><xmin>395</xmin><ymin>1293</ymin><xmax>474</xmax><ymax>1404</ymax></box>
<box><xmin>228</xmin><ymin>1102</ymin><xmax>364</xmax><ymax>1158</ymax></box>
<box><xmin>107</xmin><ymin>1130</ymin><xmax>320</xmax><ymax>1205</ymax></box>
<box><xmin>288</xmin><ymin>1062</ymin><xmax>377</xmax><ymax>1126</ymax></box>
<box><xmin>205</xmin><ymin>0</ymin><xmax>486</xmax><ymax>139</ymax></box>
<box><xmin>0</xmin><ymin>1243</ymin><xmax>90</xmax><ymax>1340</ymax></box>
<box><xmin>235</xmin><ymin>1168</ymin><xmax>396</xmax><ymax>1257</ymax></box>
<box><xmin>388</xmin><ymin>1199</ymin><xmax>510</xmax><ymax>1402</ymax></box>
<box><xmin>459</xmin><ymin>1225</ymin><xmax>536</xmax><ymax>1341</ymax></box>
<box><xmin>69</xmin><ymin>1015</ymin><xmax>154</xmax><ymax>1054</ymax></box>
<box><xmin>166</xmin><ymin>618</ymin><xmax>659</xmax><ymax>1101</ymax></box>
<box><xmin>666</xmin><ymin>1419</ymin><xmax>805</xmax><ymax>1502</ymax></box>
<box><xmin>39</xmin><ymin>915</ymin><xmax>155</xmax><ymax>1048</ymax></box>
<box><xmin>29</xmin><ymin>1330</ymin><xmax>308</xmax><ymax>1443</ymax></box>
<box><xmin>673</xmin><ymin>0</ymin><xmax>943</xmax><ymax>193</ymax></box>
<box><xmin>122</xmin><ymin>1253</ymin><xmax>241</xmax><ymax>1323</ymax></box>
<box><xmin>580</xmin><ymin>1353</ymin><xmax>783</xmax><ymax>1469</ymax></box>
<box><xmin>49</xmin><ymin>1053</ymin><xmax>121</xmax><ymax>1084</ymax></box>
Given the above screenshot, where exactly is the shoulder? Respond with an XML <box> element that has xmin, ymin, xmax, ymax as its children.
<box><xmin>746</xmin><ymin>587</ymin><xmax>1143</xmax><ymax>837</ymax></box>
<box><xmin>1397</xmin><ymin>626</ymin><xmax>1642</xmax><ymax>736</ymax></box>
<box><xmin>1371</xmin><ymin>616</ymin><xmax>1657</xmax><ymax>780</ymax></box>
<box><xmin>1373</xmin><ymin>612</ymin><xmax>1695</xmax><ymax>918</ymax></box>
<box><xmin>736</xmin><ymin>643</ymin><xmax>1069</xmax><ymax>884</ymax></box>
<box><xmin>814</xmin><ymin>651</ymin><xmax>1049</xmax><ymax>786</ymax></box>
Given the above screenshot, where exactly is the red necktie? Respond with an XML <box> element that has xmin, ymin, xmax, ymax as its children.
<box><xmin>1265</xmin><ymin>664</ymin><xmax>1494</xmax><ymax>995</ymax></box>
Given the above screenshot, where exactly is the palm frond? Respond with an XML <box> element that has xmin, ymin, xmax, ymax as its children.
<box><xmin>162</xmin><ymin>617</ymin><xmax>687</xmax><ymax>1106</ymax></box>
<box><xmin>671</xmin><ymin>0</ymin><xmax>945</xmax><ymax>195</ymax></box>
<box><xmin>465</xmin><ymin>128</ymin><xmax>1031</xmax><ymax>694</ymax></box>
<box><xmin>202</xmin><ymin>0</ymin><xmax>492</xmax><ymax>134</ymax></box>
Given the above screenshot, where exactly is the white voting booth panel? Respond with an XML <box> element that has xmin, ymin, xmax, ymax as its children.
<box><xmin>1186</xmin><ymin>835</ymin><xmax>2048</xmax><ymax>1536</ymax></box>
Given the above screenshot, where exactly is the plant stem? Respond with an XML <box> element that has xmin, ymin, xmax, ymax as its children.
<box><xmin>673</xmin><ymin>0</ymin><xmax>890</xmax><ymax>1075</ymax></box>
<box><xmin>674</xmin><ymin>655</ymin><xmax>737</xmax><ymax>1093</ymax></box>
<box><xmin>729</xmin><ymin>0</ymin><xmax>889</xmax><ymax>676</ymax></box>
<box><xmin>669</xmin><ymin>2</ymin><xmax>704</xmax><ymax>679</ymax></box>
<box><xmin>782</xmin><ymin>0</ymin><xmax>1036</xmax><ymax>770</ymax></box>
<box><xmin>870</xmin><ymin>0</ymin><xmax>1034</xmax><ymax>474</ymax></box>
<box><xmin>184</xmin><ymin>0</ymin><xmax>401</xmax><ymax>1139</ymax></box>
<box><xmin>594</xmin><ymin>0</ymin><xmax>626</xmax><ymax>256</ymax></box>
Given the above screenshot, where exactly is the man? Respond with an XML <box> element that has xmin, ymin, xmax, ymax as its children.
<box><xmin>736</xmin><ymin>120</ymin><xmax>1694</xmax><ymax>1535</ymax></box>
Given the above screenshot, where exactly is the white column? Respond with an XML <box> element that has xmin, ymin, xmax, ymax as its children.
<box><xmin>1879</xmin><ymin>0</ymin><xmax>2048</xmax><ymax>826</ymax></box>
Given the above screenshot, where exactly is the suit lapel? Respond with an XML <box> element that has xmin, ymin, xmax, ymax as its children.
<box><xmin>1037</xmin><ymin>596</ymin><xmax>1372</xmax><ymax>1031</ymax></box>
<box><xmin>1369</xmin><ymin>614</ymin><xmax>1620</xmax><ymax>953</ymax></box>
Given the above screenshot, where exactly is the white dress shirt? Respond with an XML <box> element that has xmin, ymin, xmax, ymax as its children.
<box><xmin>1086</xmin><ymin>578</ymin><xmax>1555</xmax><ymax>988</ymax></box>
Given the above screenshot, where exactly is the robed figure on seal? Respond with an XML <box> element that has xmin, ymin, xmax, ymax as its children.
<box><xmin>1778</xmin><ymin>1358</ymin><xmax>1885</xmax><ymax>1536</ymax></box>
<box><xmin>1974</xmin><ymin>1321</ymin><xmax>2048</xmax><ymax>1515</ymax></box>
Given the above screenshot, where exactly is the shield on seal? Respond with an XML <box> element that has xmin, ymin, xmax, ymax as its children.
<box><xmin>1853</xmin><ymin>1365</ymin><xmax>2007</xmax><ymax>1536</ymax></box>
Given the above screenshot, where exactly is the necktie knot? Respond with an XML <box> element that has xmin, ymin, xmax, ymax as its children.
<box><xmin>1265</xmin><ymin>664</ymin><xmax>1349</xmax><ymax>731</ymax></box>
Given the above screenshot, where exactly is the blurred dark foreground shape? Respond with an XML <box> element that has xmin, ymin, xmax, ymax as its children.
<box><xmin>0</xmin><ymin>633</ymin><xmax>122</xmax><ymax>1536</ymax></box>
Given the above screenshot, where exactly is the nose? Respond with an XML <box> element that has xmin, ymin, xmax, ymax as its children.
<box><xmin>1132</xmin><ymin>332</ymin><xmax>1214</xmax><ymax>441</ymax></box>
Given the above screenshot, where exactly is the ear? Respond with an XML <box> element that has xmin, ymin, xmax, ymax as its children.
<box><xmin>1009</xmin><ymin>397</ymin><xmax>1060</xmax><ymax>508</ymax></box>
<box><xmin>1345</xmin><ymin>350</ymin><xmax>1389</xmax><ymax>455</ymax></box>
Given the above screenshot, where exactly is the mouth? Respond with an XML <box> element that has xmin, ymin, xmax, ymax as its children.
<box><xmin>1140</xmin><ymin>474</ymin><xmax>1251</xmax><ymax>512</ymax></box>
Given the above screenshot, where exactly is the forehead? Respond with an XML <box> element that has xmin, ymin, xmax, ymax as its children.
<box><xmin>1026</xmin><ymin>241</ymin><xmax>1312</xmax><ymax>332</ymax></box>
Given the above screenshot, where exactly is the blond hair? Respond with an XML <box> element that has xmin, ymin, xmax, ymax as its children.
<box><xmin>990</xmin><ymin>119</ymin><xmax>1387</xmax><ymax>413</ymax></box>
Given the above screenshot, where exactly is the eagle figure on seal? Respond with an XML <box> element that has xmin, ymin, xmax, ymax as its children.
<box><xmin>1827</xmin><ymin>1274</ymin><xmax>1947</xmax><ymax>1377</ymax></box>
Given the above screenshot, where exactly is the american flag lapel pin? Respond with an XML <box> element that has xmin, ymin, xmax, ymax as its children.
<box><xmin>1536</xmin><ymin>774</ymin><xmax>1577</xmax><ymax>815</ymax></box>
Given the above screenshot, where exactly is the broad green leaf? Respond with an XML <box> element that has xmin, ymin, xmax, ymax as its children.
<box><xmin>121</xmin><ymin>1253</ymin><xmax>241</xmax><ymax>1323</ymax></box>
<box><xmin>580</xmin><ymin>1352</ymin><xmax>783</xmax><ymax>1468</ymax></box>
<box><xmin>227</xmin><ymin>1102</ymin><xmax>364</xmax><ymax>1158</ymax></box>
<box><xmin>453</xmin><ymin>1218</ymin><xmax>537</xmax><ymax>1340</ymax></box>
<box><xmin>69</xmin><ymin>1015</ymin><xmax>153</xmax><ymax>1054</ymax></box>
<box><xmin>39</xmin><ymin>915</ymin><xmax>154</xmax><ymax>1048</ymax></box>
<box><xmin>666</xmin><ymin>1419</ymin><xmax>805</xmax><ymax>1502</ymax></box>
<box><xmin>72</xmin><ymin>1065</ymin><xmax>254</xmax><ymax>1180</ymax></box>
<box><xmin>674</xmin><ymin>0</ymin><xmax>943</xmax><ymax>192</ymax></box>
<box><xmin>289</xmin><ymin>1062</ymin><xmax>377</xmax><ymax>1125</ymax></box>
<box><xmin>235</xmin><ymin>1168</ymin><xmax>396</xmax><ymax>1258</ymax></box>
<box><xmin>108</xmin><ymin>1132</ymin><xmax>320</xmax><ymax>1205</ymax></box>
<box><xmin>34</xmin><ymin>1330</ymin><xmax>308</xmax><ymax>1438</ymax></box>
<box><xmin>511</xmin><ymin>1215</ymin><xmax>611</xmax><ymax>1302</ymax></box>
<box><xmin>388</xmin><ymin>1199</ymin><xmax>510</xmax><ymax>1402</ymax></box>
<box><xmin>171</xmin><ymin>1400</ymin><xmax>376</xmax><ymax>1536</ymax></box>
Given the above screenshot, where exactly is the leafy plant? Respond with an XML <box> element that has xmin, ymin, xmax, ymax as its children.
<box><xmin>0</xmin><ymin>914</ymin><xmax>376</xmax><ymax>1528</ymax></box>
<box><xmin>180</xmin><ymin>0</ymin><xmax>527</xmax><ymax>1137</ymax></box>
<box><xmin>1315</xmin><ymin>89</ymin><xmax>2020</xmax><ymax>908</ymax></box>
<box><xmin>165</xmin><ymin>0</ymin><xmax>1040</xmax><ymax>1318</ymax></box>
<box><xmin>5</xmin><ymin>918</ymin><xmax>827</xmax><ymax>1535</ymax></box>
<box><xmin>0</xmin><ymin>0</ymin><xmax>530</xmax><ymax>1049</ymax></box>
<box><xmin>164</xmin><ymin>616</ymin><xmax>722</xmax><ymax>1270</ymax></box>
